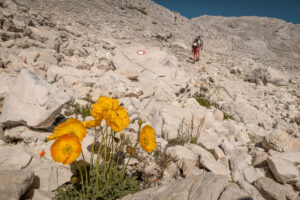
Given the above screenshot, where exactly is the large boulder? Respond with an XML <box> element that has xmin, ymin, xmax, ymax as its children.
<box><xmin>0</xmin><ymin>170</ymin><xmax>34</xmax><ymax>200</ymax></box>
<box><xmin>255</xmin><ymin>177</ymin><xmax>298</xmax><ymax>200</ymax></box>
<box><xmin>262</xmin><ymin>129</ymin><xmax>300</xmax><ymax>152</ymax></box>
<box><xmin>0</xmin><ymin>145</ymin><xmax>32</xmax><ymax>170</ymax></box>
<box><xmin>267</xmin><ymin>152</ymin><xmax>300</xmax><ymax>184</ymax></box>
<box><xmin>121</xmin><ymin>172</ymin><xmax>251</xmax><ymax>200</ymax></box>
<box><xmin>0</xmin><ymin>69</ymin><xmax>69</xmax><ymax>129</ymax></box>
<box><xmin>143</xmin><ymin>100</ymin><xmax>209</xmax><ymax>139</ymax></box>
<box><xmin>25</xmin><ymin>157</ymin><xmax>72</xmax><ymax>192</ymax></box>
<box><xmin>218</xmin><ymin>184</ymin><xmax>251</xmax><ymax>200</ymax></box>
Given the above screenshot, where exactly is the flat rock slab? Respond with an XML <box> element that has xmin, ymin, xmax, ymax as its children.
<box><xmin>0</xmin><ymin>145</ymin><xmax>32</xmax><ymax>170</ymax></box>
<box><xmin>0</xmin><ymin>69</ymin><xmax>69</xmax><ymax>129</ymax></box>
<box><xmin>185</xmin><ymin>143</ymin><xmax>231</xmax><ymax>178</ymax></box>
<box><xmin>121</xmin><ymin>172</ymin><xmax>251</xmax><ymax>200</ymax></box>
<box><xmin>267</xmin><ymin>156</ymin><xmax>299</xmax><ymax>184</ymax></box>
<box><xmin>0</xmin><ymin>170</ymin><xmax>34</xmax><ymax>200</ymax></box>
<box><xmin>219</xmin><ymin>184</ymin><xmax>251</xmax><ymax>200</ymax></box>
<box><xmin>255</xmin><ymin>177</ymin><xmax>298</xmax><ymax>200</ymax></box>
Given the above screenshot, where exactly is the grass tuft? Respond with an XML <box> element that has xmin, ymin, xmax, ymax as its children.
<box><xmin>223</xmin><ymin>113</ymin><xmax>234</xmax><ymax>120</ymax></box>
<box><xmin>65</xmin><ymin>99</ymin><xmax>91</xmax><ymax>120</ymax></box>
<box><xmin>194</xmin><ymin>96</ymin><xmax>212</xmax><ymax>109</ymax></box>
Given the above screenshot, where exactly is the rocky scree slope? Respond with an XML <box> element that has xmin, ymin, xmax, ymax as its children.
<box><xmin>0</xmin><ymin>0</ymin><xmax>300</xmax><ymax>199</ymax></box>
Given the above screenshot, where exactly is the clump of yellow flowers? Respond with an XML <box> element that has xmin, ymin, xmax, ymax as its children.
<box><xmin>47</xmin><ymin>96</ymin><xmax>157</xmax><ymax>199</ymax></box>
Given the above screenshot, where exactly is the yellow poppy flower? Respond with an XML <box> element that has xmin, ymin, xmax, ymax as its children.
<box><xmin>50</xmin><ymin>134</ymin><xmax>81</xmax><ymax>165</ymax></box>
<box><xmin>47</xmin><ymin>118</ymin><xmax>86</xmax><ymax>142</ymax></box>
<box><xmin>103</xmin><ymin>106</ymin><xmax>130</xmax><ymax>132</ymax></box>
<box><xmin>139</xmin><ymin>125</ymin><xmax>157</xmax><ymax>153</ymax></box>
<box><xmin>97</xmin><ymin>97</ymin><xmax>119</xmax><ymax>109</ymax></box>
<box><xmin>90</xmin><ymin>97</ymin><xmax>119</xmax><ymax>119</ymax></box>
<box><xmin>82</xmin><ymin>118</ymin><xmax>102</xmax><ymax>128</ymax></box>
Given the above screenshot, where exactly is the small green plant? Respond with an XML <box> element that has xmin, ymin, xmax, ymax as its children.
<box><xmin>81</xmin><ymin>90</ymin><xmax>93</xmax><ymax>103</ymax></box>
<box><xmin>194</xmin><ymin>96</ymin><xmax>212</xmax><ymax>109</ymax></box>
<box><xmin>166</xmin><ymin>126</ymin><xmax>189</xmax><ymax>147</ymax></box>
<box><xmin>152</xmin><ymin>21</ymin><xmax>157</xmax><ymax>25</ymax></box>
<box><xmin>65</xmin><ymin>99</ymin><xmax>91</xmax><ymax>120</ymax></box>
<box><xmin>223</xmin><ymin>113</ymin><xmax>234</xmax><ymax>120</ymax></box>
<box><xmin>153</xmin><ymin>149</ymin><xmax>177</xmax><ymax>181</ymax></box>
<box><xmin>55</xmin><ymin>163</ymin><xmax>140</xmax><ymax>200</ymax></box>
<box><xmin>186</xmin><ymin>115</ymin><xmax>205</xmax><ymax>145</ymax></box>
<box><xmin>53</xmin><ymin>119</ymin><xmax>143</xmax><ymax>200</ymax></box>
<box><xmin>164</xmin><ymin>115</ymin><xmax>205</xmax><ymax>147</ymax></box>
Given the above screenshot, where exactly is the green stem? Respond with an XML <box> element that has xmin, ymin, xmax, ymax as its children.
<box><xmin>90</xmin><ymin>127</ymin><xmax>98</xmax><ymax>172</ymax></box>
<box><xmin>107</xmin><ymin>130</ymin><xmax>115</xmax><ymax>183</ymax></box>
<box><xmin>121</xmin><ymin>141</ymin><xmax>139</xmax><ymax>180</ymax></box>
<box><xmin>77</xmin><ymin>161</ymin><xmax>86</xmax><ymax>197</ymax></box>
<box><xmin>112</xmin><ymin>140</ymin><xmax>122</xmax><ymax>181</ymax></box>
<box><xmin>81</xmin><ymin>152</ymin><xmax>89</xmax><ymax>187</ymax></box>
<box><xmin>102</xmin><ymin>130</ymin><xmax>111</xmax><ymax>179</ymax></box>
<box><xmin>96</xmin><ymin>125</ymin><xmax>108</xmax><ymax>188</ymax></box>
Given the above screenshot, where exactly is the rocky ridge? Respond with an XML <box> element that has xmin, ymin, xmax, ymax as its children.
<box><xmin>0</xmin><ymin>0</ymin><xmax>300</xmax><ymax>199</ymax></box>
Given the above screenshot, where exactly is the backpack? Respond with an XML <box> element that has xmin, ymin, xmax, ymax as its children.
<box><xmin>192</xmin><ymin>39</ymin><xmax>198</xmax><ymax>47</ymax></box>
<box><xmin>200</xmin><ymin>39</ymin><xmax>203</xmax><ymax>45</ymax></box>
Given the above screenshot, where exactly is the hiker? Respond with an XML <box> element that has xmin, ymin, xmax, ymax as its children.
<box><xmin>191</xmin><ymin>36</ymin><xmax>203</xmax><ymax>63</ymax></box>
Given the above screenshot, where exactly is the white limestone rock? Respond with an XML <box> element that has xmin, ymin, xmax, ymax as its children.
<box><xmin>4</xmin><ymin>126</ymin><xmax>48</xmax><ymax>143</ymax></box>
<box><xmin>255</xmin><ymin>177</ymin><xmax>298</xmax><ymax>200</ymax></box>
<box><xmin>31</xmin><ymin>189</ymin><xmax>55</xmax><ymax>200</ymax></box>
<box><xmin>26</xmin><ymin>157</ymin><xmax>72</xmax><ymax>192</ymax></box>
<box><xmin>0</xmin><ymin>170</ymin><xmax>34</xmax><ymax>200</ymax></box>
<box><xmin>0</xmin><ymin>145</ymin><xmax>32</xmax><ymax>170</ymax></box>
<box><xmin>162</xmin><ymin>162</ymin><xmax>180</xmax><ymax>183</ymax></box>
<box><xmin>122</xmin><ymin>172</ymin><xmax>251</xmax><ymax>200</ymax></box>
<box><xmin>181</xmin><ymin>158</ymin><xmax>203</xmax><ymax>177</ymax></box>
<box><xmin>267</xmin><ymin>155</ymin><xmax>300</xmax><ymax>184</ymax></box>
<box><xmin>185</xmin><ymin>143</ymin><xmax>231</xmax><ymax>178</ymax></box>
<box><xmin>262</xmin><ymin>129</ymin><xmax>300</xmax><ymax>152</ymax></box>
<box><xmin>242</xmin><ymin>166</ymin><xmax>265</xmax><ymax>184</ymax></box>
<box><xmin>166</xmin><ymin>145</ymin><xmax>197</xmax><ymax>161</ymax></box>
<box><xmin>218</xmin><ymin>184</ymin><xmax>251</xmax><ymax>200</ymax></box>
<box><xmin>0</xmin><ymin>69</ymin><xmax>69</xmax><ymax>129</ymax></box>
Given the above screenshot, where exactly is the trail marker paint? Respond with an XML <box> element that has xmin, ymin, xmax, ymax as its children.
<box><xmin>137</xmin><ymin>50</ymin><xmax>146</xmax><ymax>55</ymax></box>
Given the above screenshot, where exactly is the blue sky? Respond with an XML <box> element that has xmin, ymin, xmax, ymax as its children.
<box><xmin>153</xmin><ymin>0</ymin><xmax>300</xmax><ymax>24</ymax></box>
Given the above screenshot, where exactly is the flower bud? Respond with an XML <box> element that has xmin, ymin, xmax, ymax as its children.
<box><xmin>138</xmin><ymin>119</ymin><xmax>143</xmax><ymax>127</ymax></box>
<box><xmin>70</xmin><ymin>176</ymin><xmax>78</xmax><ymax>184</ymax></box>
<box><xmin>113</xmin><ymin>136</ymin><xmax>120</xmax><ymax>143</ymax></box>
